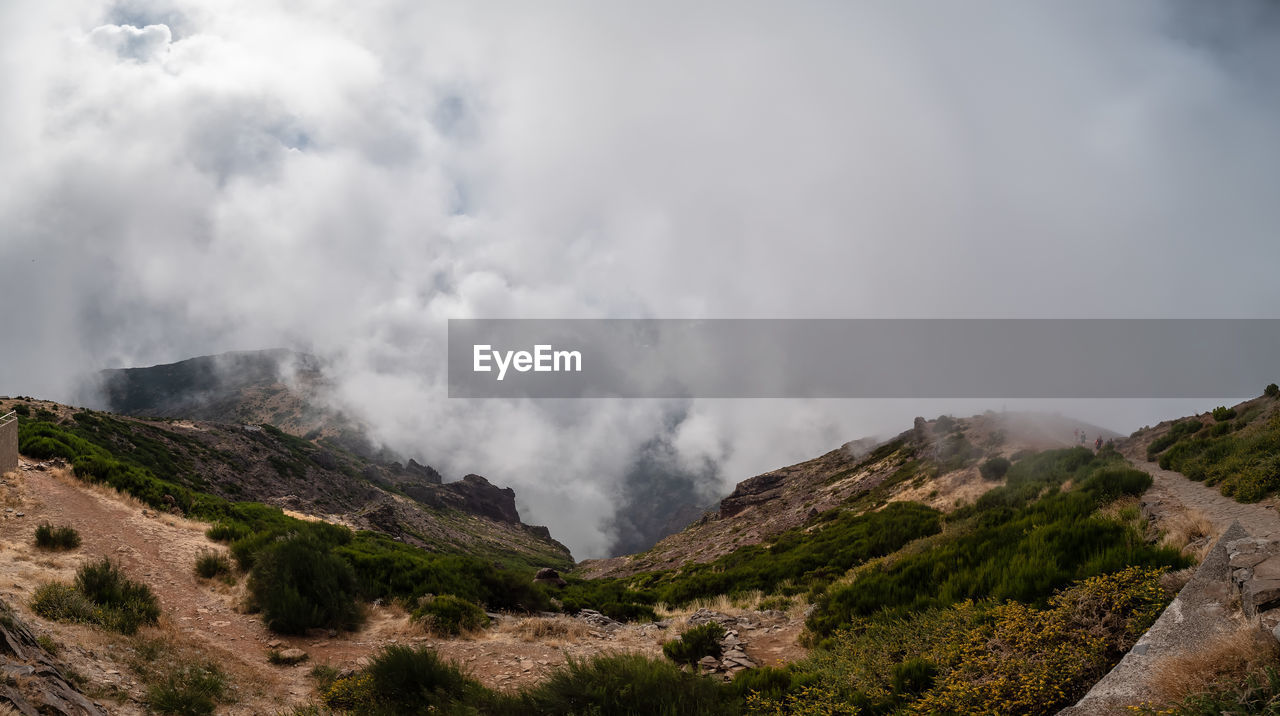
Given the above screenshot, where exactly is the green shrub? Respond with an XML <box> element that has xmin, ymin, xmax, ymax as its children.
<box><xmin>194</xmin><ymin>550</ymin><xmax>232</xmax><ymax>580</ymax></box>
<box><xmin>147</xmin><ymin>662</ymin><xmax>226</xmax><ymax>716</ymax></box>
<box><xmin>727</xmin><ymin>665</ymin><xmax>812</xmax><ymax>703</ymax></box>
<box><xmin>36</xmin><ymin>634</ymin><xmax>60</xmax><ymax>654</ymax></box>
<box><xmin>652</xmin><ymin>501</ymin><xmax>941</xmax><ymax>607</ymax></box>
<box><xmin>662</xmin><ymin>621</ymin><xmax>725</xmax><ymax>666</ymax></box>
<box><xmin>517</xmin><ymin>653</ymin><xmax>736</xmax><ymax>716</ymax></box>
<box><xmin>12</xmin><ymin>403</ymin><xmax>29</xmax><ymax>416</ymax></box>
<box><xmin>598</xmin><ymin>601</ymin><xmax>657</xmax><ymax>623</ymax></box>
<box><xmin>34</xmin><ymin>523</ymin><xmax>81</xmax><ymax>550</ymax></box>
<box><xmin>1267</xmin><ymin>383</ymin><xmax>1280</xmax><ymax>398</ymax></box>
<box><xmin>912</xmin><ymin>567</ymin><xmax>1169</xmax><ymax>715</ymax></box>
<box><xmin>807</xmin><ymin>449</ymin><xmax>1184</xmax><ymax>636</ymax></box>
<box><xmin>205</xmin><ymin>522</ymin><xmax>250</xmax><ymax>543</ymax></box>
<box><xmin>979</xmin><ymin>456</ymin><xmax>1011</xmax><ymax>481</ymax></box>
<box><xmin>891</xmin><ymin>658</ymin><xmax>937</xmax><ymax>696</ymax></box>
<box><xmin>411</xmin><ymin>595</ymin><xmax>489</xmax><ymax>637</ymax></box>
<box><xmin>30</xmin><ymin>582</ymin><xmax>96</xmax><ymax>624</ymax></box>
<box><xmin>1213</xmin><ymin>406</ymin><xmax>1237</xmax><ymax>422</ymax></box>
<box><xmin>363</xmin><ymin>645</ymin><xmax>487</xmax><ymax>713</ymax></box>
<box><xmin>74</xmin><ymin>558</ymin><xmax>161</xmax><ymax>635</ymax></box>
<box><xmin>757</xmin><ymin>596</ymin><xmax>794</xmax><ymax>612</ymax></box>
<box><xmin>248</xmin><ymin>535</ymin><xmax>361</xmax><ymax>634</ymax></box>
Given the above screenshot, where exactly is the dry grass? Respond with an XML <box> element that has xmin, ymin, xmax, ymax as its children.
<box><xmin>1</xmin><ymin>469</ymin><xmax>25</xmax><ymax>507</ymax></box>
<box><xmin>1160</xmin><ymin>509</ymin><xmax>1216</xmax><ymax>559</ymax></box>
<box><xmin>1159</xmin><ymin>566</ymin><xmax>1196</xmax><ymax>594</ymax></box>
<box><xmin>655</xmin><ymin>592</ymin><xmax>810</xmax><ymax>623</ymax></box>
<box><xmin>1150</xmin><ymin>625</ymin><xmax>1280</xmax><ymax>702</ymax></box>
<box><xmin>47</xmin><ymin>467</ymin><xmax>149</xmax><ymax>513</ymax></box>
<box><xmin>497</xmin><ymin>616</ymin><xmax>591</xmax><ymax>643</ymax></box>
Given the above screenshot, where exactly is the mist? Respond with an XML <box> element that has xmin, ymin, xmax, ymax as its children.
<box><xmin>2</xmin><ymin>1</ymin><xmax>1279</xmax><ymax>557</ymax></box>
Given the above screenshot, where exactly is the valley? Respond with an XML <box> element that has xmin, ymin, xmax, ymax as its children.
<box><xmin>3</xmin><ymin>389</ymin><xmax>1280</xmax><ymax>714</ymax></box>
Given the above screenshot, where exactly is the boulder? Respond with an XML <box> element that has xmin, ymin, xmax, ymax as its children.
<box><xmin>533</xmin><ymin>568</ymin><xmax>567</xmax><ymax>588</ymax></box>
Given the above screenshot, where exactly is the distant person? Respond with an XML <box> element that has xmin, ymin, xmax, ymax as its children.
<box><xmin>1095</xmin><ymin>436</ymin><xmax>1103</xmax><ymax>451</ymax></box>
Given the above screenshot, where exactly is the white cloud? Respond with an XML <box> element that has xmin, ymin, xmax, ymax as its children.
<box><xmin>88</xmin><ymin>22</ymin><xmax>171</xmax><ymax>61</ymax></box>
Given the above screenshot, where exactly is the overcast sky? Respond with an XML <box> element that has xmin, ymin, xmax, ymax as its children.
<box><xmin>2</xmin><ymin>1</ymin><xmax>1279</xmax><ymax>557</ymax></box>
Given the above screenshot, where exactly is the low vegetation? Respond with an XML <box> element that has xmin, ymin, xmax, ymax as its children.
<box><xmin>808</xmin><ymin>447</ymin><xmax>1184</xmax><ymax>635</ymax></box>
<box><xmin>411</xmin><ymin>594</ymin><xmax>490</xmax><ymax>637</ymax></box>
<box><xmin>1144</xmin><ymin>388</ymin><xmax>1280</xmax><ymax>502</ymax></box>
<box><xmin>31</xmin><ymin>558</ymin><xmax>161</xmax><ymax>635</ymax></box>
<box><xmin>147</xmin><ymin>662</ymin><xmax>228</xmax><ymax>716</ymax></box>
<box><xmin>193</xmin><ymin>550</ymin><xmax>232</xmax><ymax>580</ymax></box>
<box><xmin>33</xmin><ymin>522</ymin><xmax>81</xmax><ymax>550</ymax></box>
<box><xmin>662</xmin><ymin>621</ymin><xmax>726</xmax><ymax>666</ymax></box>
<box><xmin>746</xmin><ymin>567</ymin><xmax>1172</xmax><ymax>716</ymax></box>
<box><xmin>127</xmin><ymin>635</ymin><xmax>230</xmax><ymax>716</ymax></box>
<box><xmin>16</xmin><ymin>416</ymin><xmax>559</xmax><ymax>632</ymax></box>
<box><xmin>247</xmin><ymin>535</ymin><xmax>363</xmax><ymax>634</ymax></box>
<box><xmin>320</xmin><ymin>647</ymin><xmax>738</xmax><ymax>716</ymax></box>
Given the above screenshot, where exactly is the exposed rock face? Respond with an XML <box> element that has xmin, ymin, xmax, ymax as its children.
<box><xmin>404</xmin><ymin>459</ymin><xmax>443</xmax><ymax>485</ymax></box>
<box><xmin>444</xmin><ymin>474</ymin><xmax>521</xmax><ymax>524</ymax></box>
<box><xmin>0</xmin><ymin>599</ymin><xmax>106</xmax><ymax>715</ymax></box>
<box><xmin>718</xmin><ymin>472</ymin><xmax>787</xmax><ymax>518</ymax></box>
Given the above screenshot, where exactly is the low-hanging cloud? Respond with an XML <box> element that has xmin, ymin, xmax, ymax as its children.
<box><xmin>2</xmin><ymin>0</ymin><xmax>1279</xmax><ymax>557</ymax></box>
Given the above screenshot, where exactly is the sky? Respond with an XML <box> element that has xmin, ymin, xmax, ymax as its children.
<box><xmin>2</xmin><ymin>1</ymin><xmax>1280</xmax><ymax>558</ymax></box>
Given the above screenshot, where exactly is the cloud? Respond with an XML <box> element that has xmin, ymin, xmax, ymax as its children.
<box><xmin>1</xmin><ymin>1</ymin><xmax>1279</xmax><ymax>557</ymax></box>
<box><xmin>88</xmin><ymin>22</ymin><xmax>172</xmax><ymax>61</ymax></box>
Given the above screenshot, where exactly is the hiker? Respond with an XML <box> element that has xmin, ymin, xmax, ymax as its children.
<box><xmin>1095</xmin><ymin>436</ymin><xmax>1103</xmax><ymax>451</ymax></box>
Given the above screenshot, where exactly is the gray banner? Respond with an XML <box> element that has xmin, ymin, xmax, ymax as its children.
<box><xmin>447</xmin><ymin>319</ymin><xmax>1280</xmax><ymax>399</ymax></box>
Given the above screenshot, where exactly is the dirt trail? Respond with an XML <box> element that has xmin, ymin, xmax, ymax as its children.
<box><xmin>1119</xmin><ymin>443</ymin><xmax>1280</xmax><ymax>539</ymax></box>
<box><xmin>1</xmin><ymin>459</ymin><xmax>807</xmax><ymax>711</ymax></box>
<box><xmin>1</xmin><ymin>460</ymin><xmax>314</xmax><ymax>713</ymax></box>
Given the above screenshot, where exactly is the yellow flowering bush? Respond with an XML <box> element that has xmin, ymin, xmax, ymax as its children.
<box><xmin>321</xmin><ymin>673</ymin><xmax>376</xmax><ymax>711</ymax></box>
<box><xmin>911</xmin><ymin>567</ymin><xmax>1168</xmax><ymax>716</ymax></box>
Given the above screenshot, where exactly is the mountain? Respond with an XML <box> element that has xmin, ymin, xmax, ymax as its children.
<box><xmin>0</xmin><ymin>396</ymin><xmax>1224</xmax><ymax>715</ymax></box>
<box><xmin>3</xmin><ymin>396</ymin><xmax>571</xmax><ymax>570</ymax></box>
<box><xmin>93</xmin><ymin>349</ymin><xmax>383</xmax><ymax>457</ymax></box>
<box><xmin>579</xmin><ymin>411</ymin><xmax>1119</xmax><ymax>578</ymax></box>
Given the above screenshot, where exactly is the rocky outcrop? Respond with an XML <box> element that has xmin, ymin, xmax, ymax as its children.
<box><xmin>718</xmin><ymin>472</ymin><xmax>787</xmax><ymax>518</ymax></box>
<box><xmin>443</xmin><ymin>474</ymin><xmax>521</xmax><ymax>524</ymax></box>
<box><xmin>403</xmin><ymin>459</ymin><xmax>443</xmax><ymax>485</ymax></box>
<box><xmin>533</xmin><ymin>568</ymin><xmax>567</xmax><ymax>587</ymax></box>
<box><xmin>0</xmin><ymin>599</ymin><xmax>106</xmax><ymax>715</ymax></box>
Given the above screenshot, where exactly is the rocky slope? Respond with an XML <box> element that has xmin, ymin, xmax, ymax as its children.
<box><xmin>1</xmin><ymin>397</ymin><xmax>571</xmax><ymax>570</ymax></box>
<box><xmin>0</xmin><ymin>598</ymin><xmax>105</xmax><ymax>715</ymax></box>
<box><xmin>91</xmin><ymin>349</ymin><xmax>383</xmax><ymax>457</ymax></box>
<box><xmin>579</xmin><ymin>411</ymin><xmax>1118</xmax><ymax>578</ymax></box>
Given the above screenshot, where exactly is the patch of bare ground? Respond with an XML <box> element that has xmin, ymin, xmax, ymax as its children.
<box><xmin>1</xmin><ymin>458</ymin><xmax>809</xmax><ymax>710</ymax></box>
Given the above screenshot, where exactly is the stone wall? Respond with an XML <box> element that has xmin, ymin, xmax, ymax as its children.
<box><xmin>0</xmin><ymin>412</ymin><xmax>16</xmax><ymax>474</ymax></box>
<box><xmin>1059</xmin><ymin>521</ymin><xmax>1248</xmax><ymax>714</ymax></box>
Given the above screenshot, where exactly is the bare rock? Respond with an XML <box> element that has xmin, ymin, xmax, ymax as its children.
<box><xmin>0</xmin><ymin>598</ymin><xmax>106</xmax><ymax>715</ymax></box>
<box><xmin>533</xmin><ymin>568</ymin><xmax>567</xmax><ymax>588</ymax></box>
<box><xmin>443</xmin><ymin>474</ymin><xmax>521</xmax><ymax>524</ymax></box>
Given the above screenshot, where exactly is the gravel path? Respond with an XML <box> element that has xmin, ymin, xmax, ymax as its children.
<box><xmin>1119</xmin><ymin>443</ymin><xmax>1280</xmax><ymax>539</ymax></box>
